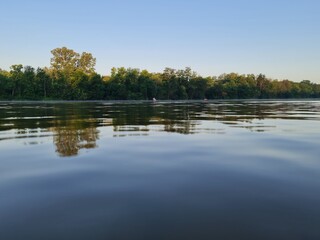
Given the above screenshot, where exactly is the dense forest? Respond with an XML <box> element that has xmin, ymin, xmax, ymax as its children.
<box><xmin>1</xmin><ymin>47</ymin><xmax>319</xmax><ymax>100</ymax></box>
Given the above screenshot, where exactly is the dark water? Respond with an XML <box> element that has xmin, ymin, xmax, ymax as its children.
<box><xmin>0</xmin><ymin>100</ymin><xmax>320</xmax><ymax>240</ymax></box>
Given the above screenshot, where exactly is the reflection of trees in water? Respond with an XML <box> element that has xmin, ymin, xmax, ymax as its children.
<box><xmin>158</xmin><ymin>105</ymin><xmax>197</xmax><ymax>134</ymax></box>
<box><xmin>109</xmin><ymin>104</ymin><xmax>197</xmax><ymax>135</ymax></box>
<box><xmin>162</xmin><ymin>119</ymin><xmax>196</xmax><ymax>134</ymax></box>
<box><xmin>1</xmin><ymin>101</ymin><xmax>320</xmax><ymax>156</ymax></box>
<box><xmin>51</xmin><ymin>120</ymin><xmax>99</xmax><ymax>157</ymax></box>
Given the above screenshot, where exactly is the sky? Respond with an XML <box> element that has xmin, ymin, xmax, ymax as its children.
<box><xmin>0</xmin><ymin>0</ymin><xmax>319</xmax><ymax>82</ymax></box>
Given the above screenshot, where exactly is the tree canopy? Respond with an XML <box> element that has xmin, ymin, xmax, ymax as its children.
<box><xmin>0</xmin><ymin>47</ymin><xmax>319</xmax><ymax>100</ymax></box>
<box><xmin>50</xmin><ymin>47</ymin><xmax>96</xmax><ymax>77</ymax></box>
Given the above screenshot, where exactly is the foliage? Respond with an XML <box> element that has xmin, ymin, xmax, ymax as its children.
<box><xmin>0</xmin><ymin>47</ymin><xmax>319</xmax><ymax>100</ymax></box>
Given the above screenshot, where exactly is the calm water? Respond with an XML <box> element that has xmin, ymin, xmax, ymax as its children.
<box><xmin>0</xmin><ymin>100</ymin><xmax>320</xmax><ymax>240</ymax></box>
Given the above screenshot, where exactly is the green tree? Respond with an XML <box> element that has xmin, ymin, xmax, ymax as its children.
<box><xmin>161</xmin><ymin>68</ymin><xmax>179</xmax><ymax>99</ymax></box>
<box><xmin>0</xmin><ymin>69</ymin><xmax>11</xmax><ymax>98</ymax></box>
<box><xmin>299</xmin><ymin>80</ymin><xmax>314</xmax><ymax>97</ymax></box>
<box><xmin>22</xmin><ymin>66</ymin><xmax>37</xmax><ymax>99</ymax></box>
<box><xmin>50</xmin><ymin>47</ymin><xmax>80</xmax><ymax>77</ymax></box>
<box><xmin>187</xmin><ymin>76</ymin><xmax>208</xmax><ymax>99</ymax></box>
<box><xmin>79</xmin><ymin>52</ymin><xmax>96</xmax><ymax>74</ymax></box>
<box><xmin>9</xmin><ymin>64</ymin><xmax>23</xmax><ymax>98</ymax></box>
<box><xmin>139</xmin><ymin>70</ymin><xmax>157</xmax><ymax>100</ymax></box>
<box><xmin>86</xmin><ymin>74</ymin><xmax>105</xmax><ymax>100</ymax></box>
<box><xmin>35</xmin><ymin>68</ymin><xmax>51</xmax><ymax>99</ymax></box>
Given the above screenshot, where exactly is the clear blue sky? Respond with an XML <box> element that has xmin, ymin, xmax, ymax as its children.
<box><xmin>1</xmin><ymin>0</ymin><xmax>319</xmax><ymax>82</ymax></box>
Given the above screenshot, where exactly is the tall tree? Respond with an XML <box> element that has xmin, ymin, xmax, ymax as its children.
<box><xmin>50</xmin><ymin>47</ymin><xmax>79</xmax><ymax>76</ymax></box>
<box><xmin>22</xmin><ymin>66</ymin><xmax>36</xmax><ymax>99</ymax></box>
<box><xmin>9</xmin><ymin>64</ymin><xmax>23</xmax><ymax>97</ymax></box>
<box><xmin>79</xmin><ymin>52</ymin><xmax>96</xmax><ymax>74</ymax></box>
<box><xmin>0</xmin><ymin>69</ymin><xmax>10</xmax><ymax>98</ymax></box>
<box><xmin>50</xmin><ymin>47</ymin><xmax>96</xmax><ymax>77</ymax></box>
<box><xmin>35</xmin><ymin>68</ymin><xmax>51</xmax><ymax>99</ymax></box>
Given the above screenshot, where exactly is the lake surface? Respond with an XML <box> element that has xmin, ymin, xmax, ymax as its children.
<box><xmin>0</xmin><ymin>100</ymin><xmax>320</xmax><ymax>240</ymax></box>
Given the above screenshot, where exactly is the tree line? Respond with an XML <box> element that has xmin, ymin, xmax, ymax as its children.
<box><xmin>1</xmin><ymin>47</ymin><xmax>319</xmax><ymax>100</ymax></box>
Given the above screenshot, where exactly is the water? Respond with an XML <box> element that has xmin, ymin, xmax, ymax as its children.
<box><xmin>0</xmin><ymin>100</ymin><xmax>320</xmax><ymax>240</ymax></box>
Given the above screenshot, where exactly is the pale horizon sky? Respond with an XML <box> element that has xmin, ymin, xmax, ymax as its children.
<box><xmin>1</xmin><ymin>0</ymin><xmax>319</xmax><ymax>82</ymax></box>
